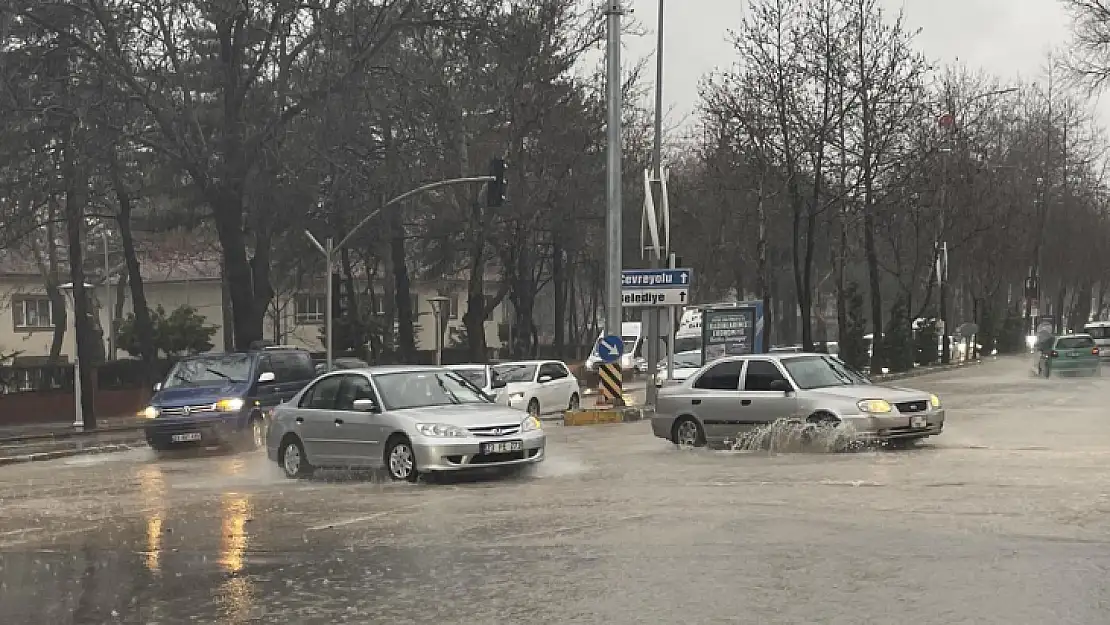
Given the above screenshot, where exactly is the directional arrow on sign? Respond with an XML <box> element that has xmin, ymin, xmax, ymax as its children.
<box><xmin>597</xmin><ymin>335</ymin><xmax>624</xmax><ymax>363</ymax></box>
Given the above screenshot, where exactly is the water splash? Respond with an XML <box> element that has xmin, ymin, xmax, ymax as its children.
<box><xmin>728</xmin><ymin>418</ymin><xmax>865</xmax><ymax>453</ymax></box>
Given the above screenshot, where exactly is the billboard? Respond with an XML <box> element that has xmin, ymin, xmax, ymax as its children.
<box><xmin>701</xmin><ymin>306</ymin><xmax>757</xmax><ymax>362</ymax></box>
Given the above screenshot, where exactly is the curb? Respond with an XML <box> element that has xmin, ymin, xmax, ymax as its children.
<box><xmin>872</xmin><ymin>358</ymin><xmax>987</xmax><ymax>383</ymax></box>
<box><xmin>0</xmin><ymin>442</ymin><xmax>140</xmax><ymax>467</ymax></box>
<box><xmin>562</xmin><ymin>406</ymin><xmax>650</xmax><ymax>426</ymax></box>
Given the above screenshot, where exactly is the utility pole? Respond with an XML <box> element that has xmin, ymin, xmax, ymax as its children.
<box><xmin>605</xmin><ymin>1</ymin><xmax>624</xmax><ymax>380</ymax></box>
<box><xmin>645</xmin><ymin>0</ymin><xmax>664</xmax><ymax>407</ymax></box>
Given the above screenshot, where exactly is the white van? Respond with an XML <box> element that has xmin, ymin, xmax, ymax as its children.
<box><xmin>1082</xmin><ymin>321</ymin><xmax>1110</xmax><ymax>358</ymax></box>
<box><xmin>585</xmin><ymin>322</ymin><xmax>646</xmax><ymax>372</ymax></box>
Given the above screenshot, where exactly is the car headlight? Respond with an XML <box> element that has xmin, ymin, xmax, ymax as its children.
<box><xmin>857</xmin><ymin>399</ymin><xmax>892</xmax><ymax>414</ymax></box>
<box><xmin>141</xmin><ymin>405</ymin><xmax>158</xmax><ymax>419</ymax></box>
<box><xmin>415</xmin><ymin>423</ymin><xmax>470</xmax><ymax>437</ymax></box>
<box><xmin>215</xmin><ymin>398</ymin><xmax>245</xmax><ymax>412</ymax></box>
<box><xmin>509</xmin><ymin>392</ymin><xmax>526</xmax><ymax>402</ymax></box>
<box><xmin>930</xmin><ymin>394</ymin><xmax>942</xmax><ymax>409</ymax></box>
<box><xmin>522</xmin><ymin>415</ymin><xmax>542</xmax><ymax>432</ymax></box>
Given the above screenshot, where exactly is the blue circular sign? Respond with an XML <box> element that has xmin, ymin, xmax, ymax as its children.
<box><xmin>596</xmin><ymin>335</ymin><xmax>624</xmax><ymax>363</ymax></box>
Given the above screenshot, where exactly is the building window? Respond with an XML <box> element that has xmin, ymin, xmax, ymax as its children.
<box><xmin>447</xmin><ymin>294</ymin><xmax>460</xmax><ymax>320</ymax></box>
<box><xmin>295</xmin><ymin>295</ymin><xmax>325</xmax><ymax>325</ymax></box>
<box><xmin>13</xmin><ymin>297</ymin><xmax>55</xmax><ymax>330</ymax></box>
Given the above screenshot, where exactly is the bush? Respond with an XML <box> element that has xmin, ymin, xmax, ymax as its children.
<box><xmin>117</xmin><ymin>305</ymin><xmax>217</xmax><ymax>358</ymax></box>
<box><xmin>885</xmin><ymin>295</ymin><xmax>914</xmax><ymax>373</ymax></box>
<box><xmin>914</xmin><ymin>318</ymin><xmax>940</xmax><ymax>366</ymax></box>
<box><xmin>839</xmin><ymin>281</ymin><xmax>869</xmax><ymax>371</ymax></box>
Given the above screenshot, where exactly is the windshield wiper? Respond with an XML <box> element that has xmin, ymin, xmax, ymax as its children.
<box><xmin>171</xmin><ymin>372</ymin><xmax>195</xmax><ymax>386</ymax></box>
<box><xmin>204</xmin><ymin>367</ymin><xmax>233</xmax><ymax>381</ymax></box>
<box><xmin>434</xmin><ymin>376</ymin><xmax>462</xmax><ymax>404</ymax></box>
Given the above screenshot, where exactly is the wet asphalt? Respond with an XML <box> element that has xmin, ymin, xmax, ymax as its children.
<box><xmin>2</xmin><ymin>356</ymin><xmax>1109</xmax><ymax>624</ymax></box>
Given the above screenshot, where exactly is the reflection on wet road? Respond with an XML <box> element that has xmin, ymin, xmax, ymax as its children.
<box><xmin>2</xmin><ymin>357</ymin><xmax>1110</xmax><ymax>623</ymax></box>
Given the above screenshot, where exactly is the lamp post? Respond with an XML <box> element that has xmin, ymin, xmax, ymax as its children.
<box><xmin>59</xmin><ymin>281</ymin><xmax>94</xmax><ymax>429</ymax></box>
<box><xmin>427</xmin><ymin>296</ymin><xmax>450</xmax><ymax>366</ymax></box>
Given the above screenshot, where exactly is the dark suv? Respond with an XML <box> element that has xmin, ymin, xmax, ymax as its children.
<box><xmin>143</xmin><ymin>346</ymin><xmax>317</xmax><ymax>452</ymax></box>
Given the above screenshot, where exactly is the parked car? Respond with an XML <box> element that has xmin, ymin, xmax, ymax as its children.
<box><xmin>1081</xmin><ymin>322</ymin><xmax>1110</xmax><ymax>360</ymax></box>
<box><xmin>492</xmin><ymin>360</ymin><xmax>580</xmax><ymax>417</ymax></box>
<box><xmin>1035</xmin><ymin>334</ymin><xmax>1100</xmax><ymax>378</ymax></box>
<box><xmin>142</xmin><ymin>346</ymin><xmax>317</xmax><ymax>452</ymax></box>
<box><xmin>654</xmin><ymin>349</ymin><xmax>704</xmax><ymax>386</ymax></box>
<box><xmin>651</xmin><ymin>353</ymin><xmax>945</xmax><ymax>448</ymax></box>
<box><xmin>267</xmin><ymin>366</ymin><xmax>546</xmax><ymax>481</ymax></box>
<box><xmin>446</xmin><ymin>364</ymin><xmax>510</xmax><ymax>406</ymax></box>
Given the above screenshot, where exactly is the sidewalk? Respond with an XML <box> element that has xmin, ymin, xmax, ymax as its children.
<box><xmin>0</xmin><ymin>415</ymin><xmax>145</xmax><ymax>444</ymax></box>
<box><xmin>0</xmin><ymin>429</ymin><xmax>148</xmax><ymax>466</ymax></box>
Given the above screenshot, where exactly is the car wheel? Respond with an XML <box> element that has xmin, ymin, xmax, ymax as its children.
<box><xmin>243</xmin><ymin>416</ymin><xmax>265</xmax><ymax>450</ymax></box>
<box><xmin>527</xmin><ymin>399</ymin><xmax>540</xmax><ymax>418</ymax></box>
<box><xmin>672</xmin><ymin>416</ymin><xmax>706</xmax><ymax>447</ymax></box>
<box><xmin>279</xmin><ymin>436</ymin><xmax>313</xmax><ymax>479</ymax></box>
<box><xmin>887</xmin><ymin>438</ymin><xmax>919</xmax><ymax>450</ymax></box>
<box><xmin>567</xmin><ymin>393</ymin><xmax>580</xmax><ymax>411</ymax></box>
<box><xmin>385</xmin><ymin>436</ymin><xmax>419</xmax><ymax>482</ymax></box>
<box><xmin>801</xmin><ymin>413</ymin><xmax>840</xmax><ymax>448</ymax></box>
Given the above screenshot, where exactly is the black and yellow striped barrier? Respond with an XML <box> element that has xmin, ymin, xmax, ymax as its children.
<box><xmin>597</xmin><ymin>362</ymin><xmax>623</xmax><ymax>407</ymax></box>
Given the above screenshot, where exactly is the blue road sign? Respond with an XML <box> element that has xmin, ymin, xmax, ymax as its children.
<box><xmin>621</xmin><ymin>268</ymin><xmax>693</xmax><ymax>289</ymax></box>
<box><xmin>597</xmin><ymin>335</ymin><xmax>624</xmax><ymax>363</ymax></box>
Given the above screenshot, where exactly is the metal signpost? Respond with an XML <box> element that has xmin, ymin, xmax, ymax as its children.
<box><xmin>605</xmin><ymin>0</ymin><xmax>625</xmax><ymax>406</ymax></box>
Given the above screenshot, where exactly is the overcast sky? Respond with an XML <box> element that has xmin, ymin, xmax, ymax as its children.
<box><xmin>622</xmin><ymin>0</ymin><xmax>1085</xmax><ymax>127</ymax></box>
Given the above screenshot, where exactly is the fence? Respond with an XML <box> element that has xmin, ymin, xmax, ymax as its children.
<box><xmin>0</xmin><ymin>360</ymin><xmax>166</xmax><ymax>428</ymax></box>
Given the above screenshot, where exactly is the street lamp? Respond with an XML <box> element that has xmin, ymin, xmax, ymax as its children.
<box><xmin>59</xmin><ymin>281</ymin><xmax>94</xmax><ymax>429</ymax></box>
<box><xmin>427</xmin><ymin>296</ymin><xmax>451</xmax><ymax>366</ymax></box>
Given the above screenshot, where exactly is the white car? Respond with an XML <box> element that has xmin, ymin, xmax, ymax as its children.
<box><xmin>445</xmin><ymin>364</ymin><xmax>510</xmax><ymax>406</ymax></box>
<box><xmin>492</xmin><ymin>360</ymin><xmax>581</xmax><ymax>417</ymax></box>
<box><xmin>654</xmin><ymin>349</ymin><xmax>704</xmax><ymax>386</ymax></box>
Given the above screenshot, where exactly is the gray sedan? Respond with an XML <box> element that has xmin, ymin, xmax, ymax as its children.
<box><xmin>652</xmin><ymin>353</ymin><xmax>945</xmax><ymax>448</ymax></box>
<box><xmin>267</xmin><ymin>366</ymin><xmax>546</xmax><ymax>481</ymax></box>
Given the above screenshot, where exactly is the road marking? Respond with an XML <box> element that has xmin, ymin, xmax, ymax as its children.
<box><xmin>305</xmin><ymin>497</ymin><xmax>461</xmax><ymax>532</ymax></box>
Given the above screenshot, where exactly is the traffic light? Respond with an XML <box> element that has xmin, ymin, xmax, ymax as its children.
<box><xmin>331</xmin><ymin>273</ymin><xmax>343</xmax><ymax>320</ymax></box>
<box><xmin>487</xmin><ymin>157</ymin><xmax>506</xmax><ymax>207</ymax></box>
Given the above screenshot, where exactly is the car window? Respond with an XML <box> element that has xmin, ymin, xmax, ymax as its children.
<box><xmin>1057</xmin><ymin>336</ymin><xmax>1095</xmax><ymax>349</ymax></box>
<box><xmin>539</xmin><ymin>363</ymin><xmax>567</xmax><ymax>380</ymax></box>
<box><xmin>270</xmin><ymin>351</ymin><xmax>315</xmax><ymax>382</ymax></box>
<box><xmin>782</xmin><ymin>356</ymin><xmax>855</xmax><ymax>390</ymax></box>
<box><xmin>1085</xmin><ymin>326</ymin><xmax>1110</xmax><ymax>339</ymax></box>
<box><xmin>693</xmin><ymin>360</ymin><xmax>743</xmax><ymax>390</ymax></box>
<box><xmin>452</xmin><ymin>368</ymin><xmax>488</xmax><ymax>388</ymax></box>
<box><xmin>373</xmin><ymin>371</ymin><xmax>491</xmax><ymax>410</ymax></box>
<box><xmin>299</xmin><ymin>375</ymin><xmax>344</xmax><ymax>409</ymax></box>
<box><xmin>163</xmin><ymin>353</ymin><xmax>252</xmax><ymax>388</ymax></box>
<box><xmin>335</xmin><ymin>375</ymin><xmax>376</xmax><ymax>411</ymax></box>
<box><xmin>743</xmin><ymin>360</ymin><xmax>787</xmax><ymax>391</ymax></box>
<box><xmin>493</xmin><ymin>364</ymin><xmax>537</xmax><ymax>383</ymax></box>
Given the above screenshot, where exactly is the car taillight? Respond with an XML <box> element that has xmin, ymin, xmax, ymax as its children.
<box><xmin>1050</xmin><ymin>350</ymin><xmax>1059</xmax><ymax>358</ymax></box>
<box><xmin>1094</xmin><ymin>348</ymin><xmax>1100</xmax><ymax>356</ymax></box>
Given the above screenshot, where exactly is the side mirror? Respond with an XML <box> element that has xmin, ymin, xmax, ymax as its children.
<box><xmin>538</xmin><ymin>375</ymin><xmax>552</xmax><ymax>383</ymax></box>
<box><xmin>769</xmin><ymin>379</ymin><xmax>792</xmax><ymax>394</ymax></box>
<box><xmin>491</xmin><ymin>378</ymin><xmax>507</xmax><ymax>389</ymax></box>
<box><xmin>152</xmin><ymin>382</ymin><xmax>162</xmax><ymax>392</ymax></box>
<box><xmin>258</xmin><ymin>371</ymin><xmax>276</xmax><ymax>384</ymax></box>
<box><xmin>352</xmin><ymin>398</ymin><xmax>379</xmax><ymax>412</ymax></box>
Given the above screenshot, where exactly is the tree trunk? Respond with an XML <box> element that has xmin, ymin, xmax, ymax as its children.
<box><xmin>552</xmin><ymin>231</ymin><xmax>566</xmax><ymax>359</ymax></box>
<box><xmin>111</xmin><ymin>154</ymin><xmax>155</xmax><ymax>379</ymax></box>
<box><xmin>389</xmin><ymin>207</ymin><xmax>416</xmax><ymax>363</ymax></box>
<box><xmin>63</xmin><ymin>143</ymin><xmax>95</xmax><ymax>429</ymax></box>
<box><xmin>864</xmin><ymin>210</ymin><xmax>884</xmax><ymax>372</ymax></box>
<box><xmin>210</xmin><ymin>189</ymin><xmax>262</xmax><ymax>349</ymax></box>
<box><xmin>756</xmin><ymin>179</ymin><xmax>772</xmax><ymax>352</ymax></box>
<box><xmin>462</xmin><ymin>199</ymin><xmax>490</xmax><ymax>362</ymax></box>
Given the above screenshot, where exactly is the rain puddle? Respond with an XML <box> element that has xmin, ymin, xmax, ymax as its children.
<box><xmin>726</xmin><ymin>418</ymin><xmax>868</xmax><ymax>454</ymax></box>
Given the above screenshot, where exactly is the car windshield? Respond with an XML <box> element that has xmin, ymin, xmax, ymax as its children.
<box><xmin>163</xmin><ymin>354</ymin><xmax>252</xmax><ymax>388</ymax></box>
<box><xmin>672</xmin><ymin>352</ymin><xmax>703</xmax><ymax>368</ymax></box>
<box><xmin>1057</xmin><ymin>336</ymin><xmax>1095</xmax><ymax>349</ymax></box>
<box><xmin>782</xmin><ymin>356</ymin><xmax>858</xmax><ymax>390</ymax></box>
<box><xmin>373</xmin><ymin>371</ymin><xmax>491</xmax><ymax>410</ymax></box>
<box><xmin>451</xmin><ymin>368</ymin><xmax>488</xmax><ymax>388</ymax></box>
<box><xmin>492</xmin><ymin>363</ymin><xmax>536</xmax><ymax>383</ymax></box>
<box><xmin>1084</xmin><ymin>326</ymin><xmax>1110</xmax><ymax>339</ymax></box>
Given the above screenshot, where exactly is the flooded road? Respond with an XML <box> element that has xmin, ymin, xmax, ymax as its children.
<box><xmin>3</xmin><ymin>356</ymin><xmax>1110</xmax><ymax>624</ymax></box>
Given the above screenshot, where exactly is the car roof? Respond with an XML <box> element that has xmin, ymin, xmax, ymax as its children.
<box><xmin>494</xmin><ymin>360</ymin><xmax>556</xmax><ymax>366</ymax></box>
<box><xmin>707</xmin><ymin>352</ymin><xmax>831</xmax><ymax>363</ymax></box>
<box><xmin>1058</xmin><ymin>333</ymin><xmax>1093</xmax><ymax>339</ymax></box>
<box><xmin>326</xmin><ymin>365</ymin><xmax>446</xmax><ymax>376</ymax></box>
<box><xmin>445</xmin><ymin>363</ymin><xmax>488</xmax><ymax>370</ymax></box>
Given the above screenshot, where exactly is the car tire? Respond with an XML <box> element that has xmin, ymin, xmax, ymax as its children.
<box><xmin>242</xmin><ymin>415</ymin><xmax>265</xmax><ymax>451</ymax></box>
<box><xmin>801</xmin><ymin>413</ymin><xmax>840</xmax><ymax>448</ymax></box>
<box><xmin>527</xmin><ymin>399</ymin><xmax>540</xmax><ymax>418</ymax></box>
<box><xmin>888</xmin><ymin>438</ymin><xmax>919</xmax><ymax>450</ymax></box>
<box><xmin>567</xmin><ymin>393</ymin><xmax>580</xmax><ymax>411</ymax></box>
<box><xmin>672</xmin><ymin>416</ymin><xmax>706</xmax><ymax>447</ymax></box>
<box><xmin>385</xmin><ymin>435</ymin><xmax>419</xmax><ymax>483</ymax></box>
<box><xmin>279</xmin><ymin>435</ymin><xmax>314</xmax><ymax>479</ymax></box>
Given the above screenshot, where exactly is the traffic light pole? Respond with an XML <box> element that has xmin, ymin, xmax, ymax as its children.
<box><xmin>305</xmin><ymin>173</ymin><xmax>499</xmax><ymax>371</ymax></box>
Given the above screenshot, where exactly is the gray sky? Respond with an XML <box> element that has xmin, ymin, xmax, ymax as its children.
<box><xmin>623</xmin><ymin>0</ymin><xmax>1080</xmax><ymax>127</ymax></box>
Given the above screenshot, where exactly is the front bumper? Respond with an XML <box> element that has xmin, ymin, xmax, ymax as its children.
<box><xmin>144</xmin><ymin>413</ymin><xmax>244</xmax><ymax>448</ymax></box>
<box><xmin>840</xmin><ymin>407</ymin><xmax>946</xmax><ymax>440</ymax></box>
<box><xmin>412</xmin><ymin>430</ymin><xmax>546</xmax><ymax>472</ymax></box>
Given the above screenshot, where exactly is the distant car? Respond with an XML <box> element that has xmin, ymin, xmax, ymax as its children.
<box><xmin>1036</xmin><ymin>334</ymin><xmax>1100</xmax><ymax>378</ymax></box>
<box><xmin>267</xmin><ymin>366</ymin><xmax>545</xmax><ymax>481</ymax></box>
<box><xmin>314</xmin><ymin>357</ymin><xmax>371</xmax><ymax>375</ymax></box>
<box><xmin>492</xmin><ymin>360</ymin><xmax>580</xmax><ymax>417</ymax></box>
<box><xmin>143</xmin><ymin>346</ymin><xmax>316</xmax><ymax>452</ymax></box>
<box><xmin>654</xmin><ymin>349</ymin><xmax>704</xmax><ymax>386</ymax></box>
<box><xmin>652</xmin><ymin>353</ymin><xmax>945</xmax><ymax>448</ymax></box>
<box><xmin>1081</xmin><ymin>322</ymin><xmax>1110</xmax><ymax>359</ymax></box>
<box><xmin>446</xmin><ymin>364</ymin><xmax>510</xmax><ymax>406</ymax></box>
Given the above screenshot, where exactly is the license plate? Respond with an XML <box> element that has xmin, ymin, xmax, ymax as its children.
<box><xmin>910</xmin><ymin>416</ymin><xmax>927</xmax><ymax>429</ymax></box>
<box><xmin>1069</xmin><ymin>352</ymin><xmax>1079</xmax><ymax>358</ymax></box>
<box><xmin>171</xmin><ymin>432</ymin><xmax>202</xmax><ymax>442</ymax></box>
<box><xmin>480</xmin><ymin>440</ymin><xmax>523</xmax><ymax>454</ymax></box>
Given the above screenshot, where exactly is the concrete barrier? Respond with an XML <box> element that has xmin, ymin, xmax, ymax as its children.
<box><xmin>563</xmin><ymin>406</ymin><xmax>647</xmax><ymax>426</ymax></box>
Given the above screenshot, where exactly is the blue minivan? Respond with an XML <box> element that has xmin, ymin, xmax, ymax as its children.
<box><xmin>142</xmin><ymin>346</ymin><xmax>317</xmax><ymax>452</ymax></box>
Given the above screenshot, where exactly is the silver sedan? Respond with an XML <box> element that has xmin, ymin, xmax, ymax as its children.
<box><xmin>652</xmin><ymin>353</ymin><xmax>945</xmax><ymax>448</ymax></box>
<box><xmin>267</xmin><ymin>366</ymin><xmax>546</xmax><ymax>481</ymax></box>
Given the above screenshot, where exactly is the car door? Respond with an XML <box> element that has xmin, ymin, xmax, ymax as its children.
<box><xmin>332</xmin><ymin>374</ymin><xmax>385</xmax><ymax>467</ymax></box>
<box><xmin>295</xmin><ymin>375</ymin><xmax>345</xmax><ymax>464</ymax></box>
<box><xmin>536</xmin><ymin>363</ymin><xmax>565</xmax><ymax>413</ymax></box>
<box><xmin>555</xmin><ymin>362</ymin><xmax>578</xmax><ymax>406</ymax></box>
<box><xmin>740</xmin><ymin>359</ymin><xmax>799</xmax><ymax>425</ymax></box>
<box><xmin>688</xmin><ymin>360</ymin><xmax>745</xmax><ymax>441</ymax></box>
